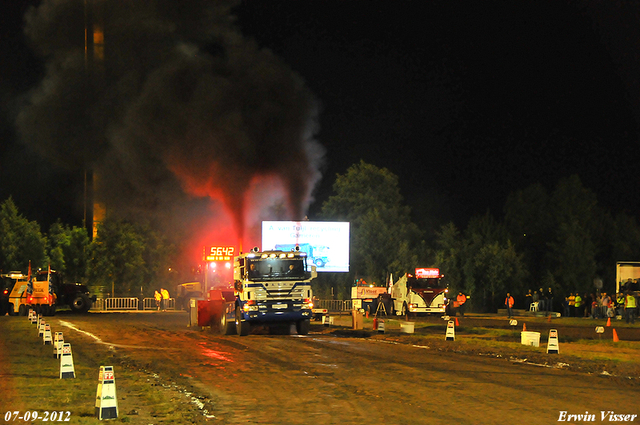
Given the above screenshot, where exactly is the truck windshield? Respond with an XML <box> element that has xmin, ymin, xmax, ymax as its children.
<box><xmin>246</xmin><ymin>258</ymin><xmax>307</xmax><ymax>281</ymax></box>
<box><xmin>407</xmin><ymin>277</ymin><xmax>443</xmax><ymax>289</ymax></box>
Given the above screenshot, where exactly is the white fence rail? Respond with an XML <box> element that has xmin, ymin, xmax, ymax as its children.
<box><xmin>91</xmin><ymin>297</ymin><xmax>175</xmax><ymax>311</ymax></box>
<box><xmin>315</xmin><ymin>299</ymin><xmax>352</xmax><ymax>312</ymax></box>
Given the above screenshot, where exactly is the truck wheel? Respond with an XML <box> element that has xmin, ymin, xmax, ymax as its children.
<box><xmin>235</xmin><ymin>307</ymin><xmax>250</xmax><ymax>336</ymax></box>
<box><xmin>218</xmin><ymin>311</ymin><xmax>234</xmax><ymax>335</ymax></box>
<box><xmin>8</xmin><ymin>304</ymin><xmax>17</xmax><ymax>316</ymax></box>
<box><xmin>314</xmin><ymin>258</ymin><xmax>325</xmax><ymax>267</ymax></box>
<box><xmin>296</xmin><ymin>319</ymin><xmax>310</xmax><ymax>335</ymax></box>
<box><xmin>70</xmin><ymin>294</ymin><xmax>91</xmax><ymax>313</ymax></box>
<box><xmin>18</xmin><ymin>304</ymin><xmax>27</xmax><ymax>316</ymax></box>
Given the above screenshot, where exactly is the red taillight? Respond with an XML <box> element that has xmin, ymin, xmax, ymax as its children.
<box><xmin>2</xmin><ymin>289</ymin><xmax>7</xmax><ymax>295</ymax></box>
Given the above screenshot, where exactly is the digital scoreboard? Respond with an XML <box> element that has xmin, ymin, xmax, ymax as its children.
<box><xmin>204</xmin><ymin>246</ymin><xmax>235</xmax><ymax>262</ymax></box>
<box><xmin>415</xmin><ymin>268</ymin><xmax>440</xmax><ymax>278</ymax></box>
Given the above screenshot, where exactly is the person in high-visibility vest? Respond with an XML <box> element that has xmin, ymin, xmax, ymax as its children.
<box><xmin>505</xmin><ymin>293</ymin><xmax>515</xmax><ymax>318</ymax></box>
<box><xmin>574</xmin><ymin>293</ymin><xmax>582</xmax><ymax>318</ymax></box>
<box><xmin>456</xmin><ymin>292</ymin><xmax>467</xmax><ymax>317</ymax></box>
<box><xmin>161</xmin><ymin>288</ymin><xmax>170</xmax><ymax>311</ymax></box>
<box><xmin>154</xmin><ymin>290</ymin><xmax>162</xmax><ymax>311</ymax></box>
<box><xmin>624</xmin><ymin>291</ymin><xmax>637</xmax><ymax>324</ymax></box>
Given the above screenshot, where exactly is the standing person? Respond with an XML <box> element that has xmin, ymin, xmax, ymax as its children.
<box><xmin>583</xmin><ymin>293</ymin><xmax>591</xmax><ymax>318</ymax></box>
<box><xmin>625</xmin><ymin>291</ymin><xmax>637</xmax><ymax>324</ymax></box>
<box><xmin>591</xmin><ymin>294</ymin><xmax>599</xmax><ymax>319</ymax></box>
<box><xmin>154</xmin><ymin>290</ymin><xmax>161</xmax><ymax>311</ymax></box>
<box><xmin>616</xmin><ymin>292</ymin><xmax>626</xmax><ymax>318</ymax></box>
<box><xmin>525</xmin><ymin>289</ymin><xmax>533</xmax><ymax>310</ymax></box>
<box><xmin>456</xmin><ymin>291</ymin><xmax>467</xmax><ymax>317</ymax></box>
<box><xmin>161</xmin><ymin>288</ymin><xmax>170</xmax><ymax>311</ymax></box>
<box><xmin>532</xmin><ymin>290</ymin><xmax>540</xmax><ymax>312</ymax></box>
<box><xmin>601</xmin><ymin>293</ymin><xmax>612</xmax><ymax>318</ymax></box>
<box><xmin>505</xmin><ymin>293</ymin><xmax>515</xmax><ymax>318</ymax></box>
<box><xmin>545</xmin><ymin>287</ymin><xmax>554</xmax><ymax>315</ymax></box>
<box><xmin>538</xmin><ymin>287</ymin><xmax>546</xmax><ymax>313</ymax></box>
<box><xmin>573</xmin><ymin>293</ymin><xmax>582</xmax><ymax>318</ymax></box>
<box><xmin>564</xmin><ymin>293</ymin><xmax>574</xmax><ymax>317</ymax></box>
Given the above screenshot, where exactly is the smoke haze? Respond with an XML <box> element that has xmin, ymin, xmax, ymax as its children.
<box><xmin>15</xmin><ymin>0</ymin><xmax>324</xmax><ymax>247</ymax></box>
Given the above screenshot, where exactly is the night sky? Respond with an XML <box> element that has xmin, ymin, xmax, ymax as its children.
<box><xmin>2</xmin><ymin>1</ymin><xmax>640</xmax><ymax>236</ymax></box>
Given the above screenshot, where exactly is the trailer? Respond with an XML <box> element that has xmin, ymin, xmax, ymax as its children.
<box><xmin>351</xmin><ymin>279</ymin><xmax>389</xmax><ymax>315</ymax></box>
<box><xmin>616</xmin><ymin>262</ymin><xmax>640</xmax><ymax>294</ymax></box>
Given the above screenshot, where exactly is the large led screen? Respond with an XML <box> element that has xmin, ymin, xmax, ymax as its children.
<box><xmin>262</xmin><ymin>221</ymin><xmax>350</xmax><ymax>272</ymax></box>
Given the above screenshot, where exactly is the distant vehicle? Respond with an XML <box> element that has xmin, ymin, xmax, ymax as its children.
<box><xmin>0</xmin><ymin>272</ymin><xmax>23</xmax><ymax>316</ymax></box>
<box><xmin>615</xmin><ymin>262</ymin><xmax>640</xmax><ymax>294</ymax></box>
<box><xmin>390</xmin><ymin>268</ymin><xmax>448</xmax><ymax>316</ymax></box>
<box><xmin>351</xmin><ymin>279</ymin><xmax>390</xmax><ymax>315</ymax></box>
<box><xmin>6</xmin><ymin>268</ymin><xmax>96</xmax><ymax>316</ymax></box>
<box><xmin>175</xmin><ymin>281</ymin><xmax>204</xmax><ymax>311</ymax></box>
<box><xmin>275</xmin><ymin>243</ymin><xmax>329</xmax><ymax>268</ymax></box>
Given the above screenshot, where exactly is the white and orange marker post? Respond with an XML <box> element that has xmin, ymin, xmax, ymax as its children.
<box><xmin>43</xmin><ymin>323</ymin><xmax>53</xmax><ymax>345</ymax></box>
<box><xmin>95</xmin><ymin>366</ymin><xmax>118</xmax><ymax>420</ymax></box>
<box><xmin>445</xmin><ymin>320</ymin><xmax>455</xmax><ymax>341</ymax></box>
<box><xmin>547</xmin><ymin>329</ymin><xmax>559</xmax><ymax>354</ymax></box>
<box><xmin>59</xmin><ymin>343</ymin><xmax>76</xmax><ymax>379</ymax></box>
<box><xmin>38</xmin><ymin>320</ymin><xmax>46</xmax><ymax>338</ymax></box>
<box><xmin>53</xmin><ymin>332</ymin><xmax>64</xmax><ymax>358</ymax></box>
<box><xmin>28</xmin><ymin>309</ymin><xmax>34</xmax><ymax>323</ymax></box>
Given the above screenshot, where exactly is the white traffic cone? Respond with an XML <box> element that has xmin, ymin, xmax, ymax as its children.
<box><xmin>547</xmin><ymin>329</ymin><xmax>560</xmax><ymax>354</ymax></box>
<box><xmin>445</xmin><ymin>320</ymin><xmax>455</xmax><ymax>341</ymax></box>
<box><xmin>59</xmin><ymin>343</ymin><xmax>76</xmax><ymax>379</ymax></box>
<box><xmin>95</xmin><ymin>366</ymin><xmax>118</xmax><ymax>420</ymax></box>
<box><xmin>53</xmin><ymin>332</ymin><xmax>63</xmax><ymax>358</ymax></box>
<box><xmin>43</xmin><ymin>323</ymin><xmax>53</xmax><ymax>345</ymax></box>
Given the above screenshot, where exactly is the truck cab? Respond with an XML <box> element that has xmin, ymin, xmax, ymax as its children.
<box><xmin>391</xmin><ymin>268</ymin><xmax>448</xmax><ymax>316</ymax></box>
<box><xmin>231</xmin><ymin>247</ymin><xmax>316</xmax><ymax>335</ymax></box>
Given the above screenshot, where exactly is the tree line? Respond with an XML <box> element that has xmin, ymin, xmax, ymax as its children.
<box><xmin>2</xmin><ymin>161</ymin><xmax>638</xmax><ymax>310</ymax></box>
<box><xmin>0</xmin><ymin>197</ymin><xmax>177</xmax><ymax>296</ymax></box>
<box><xmin>315</xmin><ymin>162</ymin><xmax>640</xmax><ymax>312</ymax></box>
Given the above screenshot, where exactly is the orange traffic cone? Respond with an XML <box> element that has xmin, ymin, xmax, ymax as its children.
<box><xmin>522</xmin><ymin>323</ymin><xmax>526</xmax><ymax>332</ymax></box>
<box><xmin>613</xmin><ymin>329</ymin><xmax>619</xmax><ymax>342</ymax></box>
<box><xmin>547</xmin><ymin>315</ymin><xmax>551</xmax><ymax>323</ymax></box>
<box><xmin>455</xmin><ymin>317</ymin><xmax>460</xmax><ymax>326</ymax></box>
<box><xmin>606</xmin><ymin>317</ymin><xmax>611</xmax><ymax>327</ymax></box>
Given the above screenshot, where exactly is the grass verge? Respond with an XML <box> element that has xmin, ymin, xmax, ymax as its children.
<box><xmin>0</xmin><ymin>317</ymin><xmax>208</xmax><ymax>424</ymax></box>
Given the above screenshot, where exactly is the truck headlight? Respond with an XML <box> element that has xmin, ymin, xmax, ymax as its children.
<box><xmin>243</xmin><ymin>300</ymin><xmax>258</xmax><ymax>312</ymax></box>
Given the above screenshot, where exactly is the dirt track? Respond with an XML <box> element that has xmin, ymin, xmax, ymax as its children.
<box><xmin>5</xmin><ymin>311</ymin><xmax>635</xmax><ymax>424</ymax></box>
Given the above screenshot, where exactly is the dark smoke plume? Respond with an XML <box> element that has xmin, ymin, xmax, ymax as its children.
<box><xmin>16</xmin><ymin>0</ymin><xmax>324</xmax><ymax>244</ymax></box>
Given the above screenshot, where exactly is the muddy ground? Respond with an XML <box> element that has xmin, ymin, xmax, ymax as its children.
<box><xmin>1</xmin><ymin>311</ymin><xmax>639</xmax><ymax>424</ymax></box>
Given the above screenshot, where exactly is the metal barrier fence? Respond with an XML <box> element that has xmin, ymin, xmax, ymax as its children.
<box><xmin>91</xmin><ymin>297</ymin><xmax>175</xmax><ymax>311</ymax></box>
<box><xmin>315</xmin><ymin>299</ymin><xmax>352</xmax><ymax>312</ymax></box>
<box><xmin>106</xmin><ymin>297</ymin><xmax>138</xmax><ymax>310</ymax></box>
